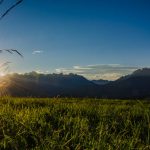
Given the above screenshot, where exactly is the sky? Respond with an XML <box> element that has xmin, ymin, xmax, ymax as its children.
<box><xmin>0</xmin><ymin>0</ymin><xmax>150</xmax><ymax>80</ymax></box>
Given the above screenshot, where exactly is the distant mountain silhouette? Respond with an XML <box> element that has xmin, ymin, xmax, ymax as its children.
<box><xmin>1</xmin><ymin>68</ymin><xmax>150</xmax><ymax>99</ymax></box>
<box><xmin>92</xmin><ymin>79</ymin><xmax>110</xmax><ymax>85</ymax></box>
<box><xmin>2</xmin><ymin>72</ymin><xmax>99</xmax><ymax>97</ymax></box>
<box><xmin>101</xmin><ymin>68</ymin><xmax>150</xmax><ymax>99</ymax></box>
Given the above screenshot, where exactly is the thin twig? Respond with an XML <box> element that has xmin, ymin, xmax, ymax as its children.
<box><xmin>0</xmin><ymin>0</ymin><xmax>23</xmax><ymax>20</ymax></box>
<box><xmin>0</xmin><ymin>49</ymin><xmax>23</xmax><ymax>58</ymax></box>
<box><xmin>0</xmin><ymin>61</ymin><xmax>11</xmax><ymax>68</ymax></box>
<box><xmin>11</xmin><ymin>49</ymin><xmax>23</xmax><ymax>58</ymax></box>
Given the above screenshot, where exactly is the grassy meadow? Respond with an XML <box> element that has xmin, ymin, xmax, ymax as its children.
<box><xmin>0</xmin><ymin>97</ymin><xmax>150</xmax><ymax>149</ymax></box>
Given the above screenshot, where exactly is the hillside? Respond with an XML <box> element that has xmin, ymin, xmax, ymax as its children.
<box><xmin>2</xmin><ymin>72</ymin><xmax>99</xmax><ymax>97</ymax></box>
<box><xmin>102</xmin><ymin>68</ymin><xmax>150</xmax><ymax>99</ymax></box>
<box><xmin>1</xmin><ymin>68</ymin><xmax>150</xmax><ymax>99</ymax></box>
<box><xmin>92</xmin><ymin>79</ymin><xmax>110</xmax><ymax>85</ymax></box>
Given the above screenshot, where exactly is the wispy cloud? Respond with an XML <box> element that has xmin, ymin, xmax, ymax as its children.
<box><xmin>32</xmin><ymin>50</ymin><xmax>43</xmax><ymax>54</ymax></box>
<box><xmin>55</xmin><ymin>64</ymin><xmax>140</xmax><ymax>80</ymax></box>
<box><xmin>35</xmin><ymin>70</ymin><xmax>50</xmax><ymax>74</ymax></box>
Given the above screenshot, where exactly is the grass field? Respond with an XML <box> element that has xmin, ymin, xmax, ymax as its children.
<box><xmin>0</xmin><ymin>97</ymin><xmax>150</xmax><ymax>149</ymax></box>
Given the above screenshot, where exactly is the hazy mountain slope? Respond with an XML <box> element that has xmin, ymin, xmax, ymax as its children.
<box><xmin>1</xmin><ymin>68</ymin><xmax>150</xmax><ymax>99</ymax></box>
<box><xmin>92</xmin><ymin>79</ymin><xmax>110</xmax><ymax>85</ymax></box>
<box><xmin>101</xmin><ymin>68</ymin><xmax>150</xmax><ymax>99</ymax></box>
<box><xmin>3</xmin><ymin>72</ymin><xmax>99</xmax><ymax>97</ymax></box>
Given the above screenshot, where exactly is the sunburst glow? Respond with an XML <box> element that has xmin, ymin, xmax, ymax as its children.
<box><xmin>0</xmin><ymin>73</ymin><xmax>11</xmax><ymax>96</ymax></box>
<box><xmin>0</xmin><ymin>72</ymin><xmax>5</xmax><ymax>77</ymax></box>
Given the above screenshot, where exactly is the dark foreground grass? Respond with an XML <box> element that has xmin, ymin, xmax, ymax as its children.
<box><xmin>0</xmin><ymin>97</ymin><xmax>150</xmax><ymax>149</ymax></box>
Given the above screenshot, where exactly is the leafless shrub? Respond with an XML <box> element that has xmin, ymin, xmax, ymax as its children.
<box><xmin>0</xmin><ymin>0</ymin><xmax>24</xmax><ymax>73</ymax></box>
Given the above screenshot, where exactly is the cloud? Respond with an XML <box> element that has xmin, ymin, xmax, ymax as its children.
<box><xmin>55</xmin><ymin>68</ymin><xmax>83</xmax><ymax>74</ymax></box>
<box><xmin>55</xmin><ymin>64</ymin><xmax>140</xmax><ymax>80</ymax></box>
<box><xmin>73</xmin><ymin>66</ymin><xmax>92</xmax><ymax>70</ymax></box>
<box><xmin>32</xmin><ymin>50</ymin><xmax>43</xmax><ymax>54</ymax></box>
<box><xmin>35</xmin><ymin>70</ymin><xmax>50</xmax><ymax>74</ymax></box>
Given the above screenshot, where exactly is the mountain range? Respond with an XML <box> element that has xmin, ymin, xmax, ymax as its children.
<box><xmin>1</xmin><ymin>68</ymin><xmax>150</xmax><ymax>99</ymax></box>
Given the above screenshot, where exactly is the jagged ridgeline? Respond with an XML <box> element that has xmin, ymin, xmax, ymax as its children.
<box><xmin>1</xmin><ymin>69</ymin><xmax>150</xmax><ymax>98</ymax></box>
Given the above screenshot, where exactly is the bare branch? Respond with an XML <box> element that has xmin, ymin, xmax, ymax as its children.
<box><xmin>0</xmin><ymin>0</ymin><xmax>24</xmax><ymax>74</ymax></box>
<box><xmin>11</xmin><ymin>49</ymin><xmax>23</xmax><ymax>58</ymax></box>
<box><xmin>0</xmin><ymin>61</ymin><xmax>11</xmax><ymax>74</ymax></box>
<box><xmin>0</xmin><ymin>0</ymin><xmax>23</xmax><ymax>20</ymax></box>
<box><xmin>0</xmin><ymin>61</ymin><xmax>11</xmax><ymax>68</ymax></box>
<box><xmin>0</xmin><ymin>49</ymin><xmax>23</xmax><ymax>58</ymax></box>
<box><xmin>5</xmin><ymin>49</ymin><xmax>13</xmax><ymax>54</ymax></box>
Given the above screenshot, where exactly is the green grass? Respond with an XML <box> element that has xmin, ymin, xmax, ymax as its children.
<box><xmin>0</xmin><ymin>97</ymin><xmax>150</xmax><ymax>149</ymax></box>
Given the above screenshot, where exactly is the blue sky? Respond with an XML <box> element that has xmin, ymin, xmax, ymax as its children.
<box><xmin>0</xmin><ymin>0</ymin><xmax>150</xmax><ymax>80</ymax></box>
